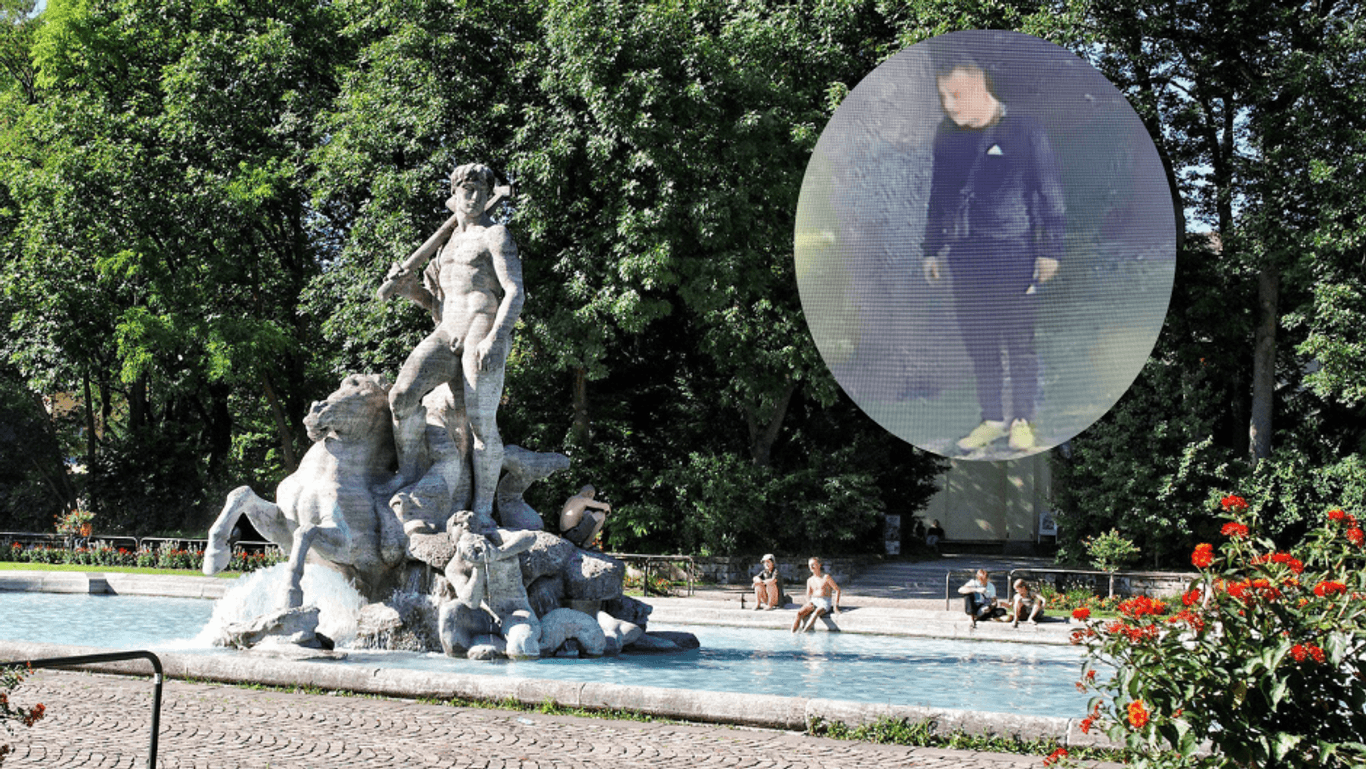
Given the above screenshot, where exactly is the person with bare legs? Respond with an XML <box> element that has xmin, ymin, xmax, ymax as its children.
<box><xmin>752</xmin><ymin>554</ymin><xmax>782</xmax><ymax>610</ymax></box>
<box><xmin>558</xmin><ymin>485</ymin><xmax>612</xmax><ymax>549</ymax></box>
<box><xmin>792</xmin><ymin>557</ymin><xmax>841</xmax><ymax>632</ymax></box>
<box><xmin>1010</xmin><ymin>578</ymin><xmax>1047</xmax><ymax>627</ymax></box>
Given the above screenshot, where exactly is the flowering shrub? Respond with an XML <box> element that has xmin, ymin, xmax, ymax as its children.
<box><xmin>0</xmin><ymin>665</ymin><xmax>45</xmax><ymax>767</ymax></box>
<box><xmin>1069</xmin><ymin>497</ymin><xmax>1366</xmax><ymax>768</ymax></box>
<box><xmin>53</xmin><ymin>508</ymin><xmax>94</xmax><ymax>538</ymax></box>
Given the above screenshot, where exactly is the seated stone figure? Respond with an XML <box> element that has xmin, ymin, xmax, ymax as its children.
<box><xmin>204</xmin><ymin>374</ymin><xmax>408</xmax><ymax>608</ymax></box>
<box><xmin>441</xmin><ymin>509</ymin><xmax>542</xmax><ymax>659</ymax></box>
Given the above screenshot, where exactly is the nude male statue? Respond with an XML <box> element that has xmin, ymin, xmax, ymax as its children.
<box><xmin>379</xmin><ymin>163</ymin><xmax>523</xmax><ymax>517</ymax></box>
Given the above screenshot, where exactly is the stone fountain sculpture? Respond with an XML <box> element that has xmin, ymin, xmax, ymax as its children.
<box><xmin>204</xmin><ymin>163</ymin><xmax>669</xmax><ymax>659</ymax></box>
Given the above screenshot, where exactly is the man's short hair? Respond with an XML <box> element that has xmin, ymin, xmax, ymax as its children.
<box><xmin>933</xmin><ymin>54</ymin><xmax>999</xmax><ymax>99</ymax></box>
<box><xmin>451</xmin><ymin>162</ymin><xmax>496</xmax><ymax>192</ymax></box>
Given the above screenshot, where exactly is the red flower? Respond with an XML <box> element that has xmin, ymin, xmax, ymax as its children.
<box><xmin>1266</xmin><ymin>552</ymin><xmax>1305</xmax><ymax>574</ymax></box>
<box><xmin>1072</xmin><ymin>607</ymin><xmax>1091</xmax><ymax>620</ymax></box>
<box><xmin>1182</xmin><ymin>589</ymin><xmax>1203</xmax><ymax>607</ymax></box>
<box><xmin>1044</xmin><ymin>748</ymin><xmax>1068</xmax><ymax>766</ymax></box>
<box><xmin>1079</xmin><ymin>716</ymin><xmax>1094</xmax><ymax>734</ymax></box>
<box><xmin>1329</xmin><ymin>508</ymin><xmax>1347</xmax><ymax>522</ymax></box>
<box><xmin>1128</xmin><ymin>700</ymin><xmax>1150</xmax><ymax>729</ymax></box>
<box><xmin>1314</xmin><ymin>581</ymin><xmax>1348</xmax><ymax>598</ymax></box>
<box><xmin>1291</xmin><ymin>643</ymin><xmax>1307</xmax><ymax>662</ymax></box>
<box><xmin>1167</xmin><ymin>610</ymin><xmax>1206</xmax><ymax>632</ymax></box>
<box><xmin>1349</xmin><ymin>528</ymin><xmax>1365</xmax><ymax>547</ymax></box>
<box><xmin>1311</xmin><ymin>645</ymin><xmax>1326</xmax><ymax>664</ymax></box>
<box><xmin>1220</xmin><ymin>495</ymin><xmax>1249</xmax><ymax>512</ymax></box>
<box><xmin>1119</xmin><ymin>596</ymin><xmax>1167</xmax><ymax>618</ymax></box>
<box><xmin>1192</xmin><ymin>543</ymin><xmax>1214</xmax><ymax>568</ymax></box>
<box><xmin>1220</xmin><ymin>522</ymin><xmax>1249</xmax><ymax>538</ymax></box>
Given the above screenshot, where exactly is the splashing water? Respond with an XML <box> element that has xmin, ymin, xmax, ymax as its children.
<box><xmin>194</xmin><ymin>563</ymin><xmax>367</xmax><ymax>646</ymax></box>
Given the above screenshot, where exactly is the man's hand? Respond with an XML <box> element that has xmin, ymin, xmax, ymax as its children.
<box><xmin>1034</xmin><ymin>256</ymin><xmax>1059</xmax><ymax>284</ymax></box>
<box><xmin>384</xmin><ymin>262</ymin><xmax>424</xmax><ymax>300</ymax></box>
<box><xmin>474</xmin><ymin>334</ymin><xmax>503</xmax><ymax>372</ymax></box>
<box><xmin>923</xmin><ymin>256</ymin><xmax>942</xmax><ymax>284</ymax></box>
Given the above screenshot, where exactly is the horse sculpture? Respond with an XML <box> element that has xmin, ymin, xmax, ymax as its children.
<box><xmin>204</xmin><ymin>374</ymin><xmax>408</xmax><ymax>607</ymax></box>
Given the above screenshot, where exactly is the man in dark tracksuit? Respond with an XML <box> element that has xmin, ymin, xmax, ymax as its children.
<box><xmin>922</xmin><ymin>62</ymin><xmax>1065</xmax><ymax>453</ymax></box>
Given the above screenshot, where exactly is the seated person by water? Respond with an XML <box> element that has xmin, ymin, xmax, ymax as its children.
<box><xmin>1009</xmin><ymin>578</ymin><xmax>1047</xmax><ymax>627</ymax></box>
<box><xmin>752</xmin><ymin>553</ymin><xmax>784</xmax><ymax>610</ymax></box>
<box><xmin>959</xmin><ymin>568</ymin><xmax>1007</xmax><ymax>627</ymax></box>
<box><xmin>792</xmin><ymin>557</ymin><xmax>841</xmax><ymax>632</ymax></box>
<box><xmin>559</xmin><ymin>484</ymin><xmax>610</xmax><ymax>549</ymax></box>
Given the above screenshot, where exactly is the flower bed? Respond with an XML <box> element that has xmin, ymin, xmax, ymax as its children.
<box><xmin>1065</xmin><ymin>495</ymin><xmax>1366</xmax><ymax>768</ymax></box>
<box><xmin>0</xmin><ymin>540</ymin><xmax>283</xmax><ymax>574</ymax></box>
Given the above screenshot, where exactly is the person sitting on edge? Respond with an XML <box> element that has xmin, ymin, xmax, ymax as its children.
<box><xmin>558</xmin><ymin>485</ymin><xmax>611</xmax><ymax>549</ymax></box>
<box><xmin>959</xmin><ymin>568</ymin><xmax>1008</xmax><ymax>628</ymax></box>
<box><xmin>926</xmin><ymin>519</ymin><xmax>945</xmax><ymax>552</ymax></box>
<box><xmin>1010</xmin><ymin>578</ymin><xmax>1047</xmax><ymax>627</ymax></box>
<box><xmin>752</xmin><ymin>553</ymin><xmax>783</xmax><ymax>611</ymax></box>
<box><xmin>792</xmin><ymin>557</ymin><xmax>841</xmax><ymax>632</ymax></box>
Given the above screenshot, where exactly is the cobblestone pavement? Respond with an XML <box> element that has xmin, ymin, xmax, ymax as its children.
<box><xmin>4</xmin><ymin>670</ymin><xmax>1098</xmax><ymax>769</ymax></box>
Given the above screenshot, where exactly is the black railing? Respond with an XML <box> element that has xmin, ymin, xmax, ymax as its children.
<box><xmin>607</xmin><ymin>553</ymin><xmax>696</xmax><ymax>596</ymax></box>
<box><xmin>7</xmin><ymin>650</ymin><xmax>163</xmax><ymax>769</ymax></box>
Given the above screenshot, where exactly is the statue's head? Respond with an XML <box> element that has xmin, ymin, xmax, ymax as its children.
<box><xmin>448</xmin><ymin>163</ymin><xmax>496</xmax><ymax>219</ymax></box>
<box><xmin>451</xmin><ymin>163</ymin><xmax>495</xmax><ymax>194</ymax></box>
<box><xmin>303</xmin><ymin>374</ymin><xmax>391</xmax><ymax>443</ymax></box>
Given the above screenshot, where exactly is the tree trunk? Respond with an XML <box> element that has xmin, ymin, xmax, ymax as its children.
<box><xmin>262</xmin><ymin>374</ymin><xmax>298</xmax><ymax>473</ymax></box>
<box><xmin>745</xmin><ymin>381</ymin><xmax>797</xmax><ymax>468</ymax></box>
<box><xmin>1249</xmin><ymin>266</ymin><xmax>1279</xmax><ymax>463</ymax></box>
<box><xmin>81</xmin><ymin>372</ymin><xmax>97</xmax><ymax>470</ymax></box>
<box><xmin>571</xmin><ymin>367</ymin><xmax>590</xmax><ymax>445</ymax></box>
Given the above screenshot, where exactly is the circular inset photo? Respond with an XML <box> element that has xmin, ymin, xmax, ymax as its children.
<box><xmin>795</xmin><ymin>30</ymin><xmax>1176</xmax><ymax>460</ymax></box>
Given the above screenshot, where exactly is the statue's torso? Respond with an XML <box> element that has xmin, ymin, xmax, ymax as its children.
<box><xmin>435</xmin><ymin>226</ymin><xmax>502</xmax><ymax>325</ymax></box>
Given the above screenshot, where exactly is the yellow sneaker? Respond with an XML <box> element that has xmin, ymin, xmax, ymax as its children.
<box><xmin>957</xmin><ymin>420</ymin><xmax>1008</xmax><ymax>451</ymax></box>
<box><xmin>1008</xmin><ymin>419</ymin><xmax>1036</xmax><ymax>451</ymax></box>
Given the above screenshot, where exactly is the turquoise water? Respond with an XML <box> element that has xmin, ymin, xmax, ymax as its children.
<box><xmin>0</xmin><ymin>592</ymin><xmax>1092</xmax><ymax>717</ymax></box>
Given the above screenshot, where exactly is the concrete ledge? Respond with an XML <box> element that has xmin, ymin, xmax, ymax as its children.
<box><xmin>647</xmin><ymin>598</ymin><xmax>1076</xmax><ymax>645</ymax></box>
<box><xmin>0</xmin><ymin>639</ymin><xmax>1122</xmax><ymax>750</ymax></box>
<box><xmin>0</xmin><ymin>570</ymin><xmax>232</xmax><ymax>598</ymax></box>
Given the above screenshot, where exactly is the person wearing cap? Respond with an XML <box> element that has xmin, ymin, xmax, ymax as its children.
<box><xmin>752</xmin><ymin>553</ymin><xmax>783</xmax><ymax>610</ymax></box>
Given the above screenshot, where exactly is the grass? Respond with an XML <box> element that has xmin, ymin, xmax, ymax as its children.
<box><xmin>0</xmin><ymin>562</ymin><xmax>248</xmax><ymax>578</ymax></box>
<box><xmin>810</xmin><ymin>717</ymin><xmax>1131</xmax><ymax>762</ymax></box>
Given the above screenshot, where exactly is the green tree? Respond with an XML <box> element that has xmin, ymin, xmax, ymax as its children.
<box><xmin>1</xmin><ymin>0</ymin><xmax>344</xmax><ymax>532</ymax></box>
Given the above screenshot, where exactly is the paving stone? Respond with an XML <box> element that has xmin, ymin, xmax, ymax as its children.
<box><xmin>3</xmin><ymin>670</ymin><xmax>1122</xmax><ymax>769</ymax></box>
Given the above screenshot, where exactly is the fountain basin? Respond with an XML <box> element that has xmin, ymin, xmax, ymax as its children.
<box><xmin>0</xmin><ymin>585</ymin><xmax>1097</xmax><ymax>717</ymax></box>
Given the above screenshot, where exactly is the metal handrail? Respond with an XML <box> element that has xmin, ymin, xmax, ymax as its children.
<box><xmin>138</xmin><ymin>537</ymin><xmax>207</xmax><ymax>551</ymax></box>
<box><xmin>606</xmin><ymin>553</ymin><xmax>696</xmax><ymax>596</ymax></box>
<box><xmin>7</xmin><ymin>650</ymin><xmax>163</xmax><ymax>768</ymax></box>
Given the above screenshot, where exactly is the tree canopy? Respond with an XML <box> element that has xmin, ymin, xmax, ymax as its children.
<box><xmin>0</xmin><ymin>0</ymin><xmax>1362</xmax><ymax>563</ymax></box>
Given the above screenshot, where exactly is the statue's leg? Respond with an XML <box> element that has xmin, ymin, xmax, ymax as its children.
<box><xmin>388</xmin><ymin>332</ymin><xmax>461</xmax><ymax>493</ymax></box>
<box><xmin>205</xmin><ymin>487</ymin><xmax>283</xmax><ymax>575</ymax></box>
<box><xmin>283</xmin><ymin>524</ymin><xmax>320</xmax><ymax>610</ymax></box>
<box><xmin>463</xmin><ymin>322</ymin><xmax>507</xmax><ymax>518</ymax></box>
